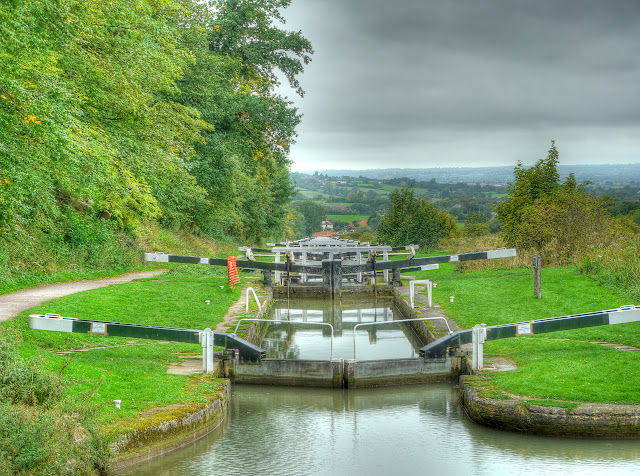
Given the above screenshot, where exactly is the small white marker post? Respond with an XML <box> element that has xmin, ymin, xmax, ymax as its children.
<box><xmin>201</xmin><ymin>328</ymin><xmax>214</xmax><ymax>374</ymax></box>
<box><xmin>472</xmin><ymin>324</ymin><xmax>487</xmax><ymax>370</ymax></box>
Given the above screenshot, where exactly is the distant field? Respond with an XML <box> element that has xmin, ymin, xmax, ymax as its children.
<box><xmin>378</xmin><ymin>184</ymin><xmax>430</xmax><ymax>194</ymax></box>
<box><xmin>295</xmin><ymin>190</ymin><xmax>326</xmax><ymax>199</ymax></box>
<box><xmin>327</xmin><ymin>214</ymin><xmax>369</xmax><ymax>224</ymax></box>
<box><xmin>379</xmin><ymin>184</ymin><xmax>398</xmax><ymax>191</ymax></box>
<box><xmin>324</xmin><ymin>205</ymin><xmax>349</xmax><ymax>211</ymax></box>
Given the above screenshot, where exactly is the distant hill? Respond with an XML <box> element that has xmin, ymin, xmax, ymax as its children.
<box><xmin>306</xmin><ymin>164</ymin><xmax>640</xmax><ymax>185</ymax></box>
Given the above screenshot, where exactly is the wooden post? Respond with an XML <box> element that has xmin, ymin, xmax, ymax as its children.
<box><xmin>322</xmin><ymin>259</ymin><xmax>332</xmax><ymax>293</ymax></box>
<box><xmin>332</xmin><ymin>259</ymin><xmax>342</xmax><ymax>296</ymax></box>
<box><xmin>382</xmin><ymin>251</ymin><xmax>389</xmax><ymax>283</ymax></box>
<box><xmin>392</xmin><ymin>267</ymin><xmax>401</xmax><ymax>286</ymax></box>
<box><xmin>533</xmin><ymin>255</ymin><xmax>542</xmax><ymax>299</ymax></box>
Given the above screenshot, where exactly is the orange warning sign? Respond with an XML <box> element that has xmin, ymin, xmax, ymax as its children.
<box><xmin>227</xmin><ymin>256</ymin><xmax>241</xmax><ymax>291</ymax></box>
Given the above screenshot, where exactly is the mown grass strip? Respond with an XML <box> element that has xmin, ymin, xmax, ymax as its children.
<box><xmin>408</xmin><ymin>263</ymin><xmax>640</xmax><ymax>404</ymax></box>
<box><xmin>2</xmin><ymin>268</ymin><xmax>246</xmax><ymax>436</ymax></box>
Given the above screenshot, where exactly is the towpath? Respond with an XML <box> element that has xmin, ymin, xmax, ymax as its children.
<box><xmin>0</xmin><ymin>270</ymin><xmax>165</xmax><ymax>322</ymax></box>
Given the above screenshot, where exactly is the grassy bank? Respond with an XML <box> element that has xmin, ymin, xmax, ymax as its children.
<box><xmin>408</xmin><ymin>262</ymin><xmax>640</xmax><ymax>405</ymax></box>
<box><xmin>3</xmin><ymin>242</ymin><xmax>640</xmax><ymax>473</ymax></box>
<box><xmin>3</xmin><ymin>267</ymin><xmax>247</xmax><ymax>420</ymax></box>
<box><xmin>0</xmin><ymin>227</ymin><xmax>248</xmax><ymax>474</ymax></box>
<box><xmin>0</xmin><ymin>222</ymin><xmax>235</xmax><ymax>295</ymax></box>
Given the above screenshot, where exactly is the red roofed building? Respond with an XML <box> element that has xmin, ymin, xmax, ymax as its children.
<box><xmin>311</xmin><ymin>230</ymin><xmax>336</xmax><ymax>239</ymax></box>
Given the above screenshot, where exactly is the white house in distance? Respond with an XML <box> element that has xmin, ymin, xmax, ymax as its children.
<box><xmin>321</xmin><ymin>219</ymin><xmax>334</xmax><ymax>230</ymax></box>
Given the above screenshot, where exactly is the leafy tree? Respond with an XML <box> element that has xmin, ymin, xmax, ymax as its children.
<box><xmin>494</xmin><ymin>141</ymin><xmax>561</xmax><ymax>246</ymax></box>
<box><xmin>177</xmin><ymin>0</ymin><xmax>312</xmax><ymax>242</ymax></box>
<box><xmin>367</xmin><ymin>211</ymin><xmax>380</xmax><ymax>231</ymax></box>
<box><xmin>291</xmin><ymin>200</ymin><xmax>325</xmax><ymax>237</ymax></box>
<box><xmin>332</xmin><ymin>221</ymin><xmax>350</xmax><ymax>232</ymax></box>
<box><xmin>283</xmin><ymin>207</ymin><xmax>305</xmax><ymax>241</ymax></box>
<box><xmin>0</xmin><ymin>0</ymin><xmax>313</xmax><ymax>279</ymax></box>
<box><xmin>495</xmin><ymin>142</ymin><xmax>633</xmax><ymax>262</ymax></box>
<box><xmin>462</xmin><ymin>213</ymin><xmax>490</xmax><ymax>237</ymax></box>
<box><xmin>377</xmin><ymin>186</ymin><xmax>458</xmax><ymax>248</ymax></box>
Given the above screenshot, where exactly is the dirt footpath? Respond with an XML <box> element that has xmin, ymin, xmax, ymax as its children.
<box><xmin>0</xmin><ymin>270</ymin><xmax>165</xmax><ymax>322</ymax></box>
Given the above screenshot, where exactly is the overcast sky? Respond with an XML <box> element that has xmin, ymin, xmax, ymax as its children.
<box><xmin>276</xmin><ymin>0</ymin><xmax>640</xmax><ymax>172</ymax></box>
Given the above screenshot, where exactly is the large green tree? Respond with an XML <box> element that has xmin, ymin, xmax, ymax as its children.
<box><xmin>494</xmin><ymin>141</ymin><xmax>562</xmax><ymax>247</ymax></box>
<box><xmin>494</xmin><ymin>142</ymin><xmax>632</xmax><ymax>262</ymax></box>
<box><xmin>176</xmin><ymin>0</ymin><xmax>312</xmax><ymax>242</ymax></box>
<box><xmin>377</xmin><ymin>186</ymin><xmax>458</xmax><ymax>248</ymax></box>
<box><xmin>0</xmin><ymin>0</ymin><xmax>317</xmax><ymax>297</ymax></box>
<box><xmin>1</xmin><ymin>0</ymin><xmax>312</xmax><ymax>265</ymax></box>
<box><xmin>0</xmin><ymin>0</ymin><xmax>209</xmax><ymax>239</ymax></box>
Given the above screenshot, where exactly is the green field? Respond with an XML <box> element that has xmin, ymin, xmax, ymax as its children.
<box><xmin>326</xmin><ymin>215</ymin><xmax>369</xmax><ymax>224</ymax></box>
<box><xmin>408</xmin><ymin>263</ymin><xmax>640</xmax><ymax>404</ymax></box>
<box><xmin>2</xmin><ymin>269</ymin><xmax>245</xmax><ymax>431</ymax></box>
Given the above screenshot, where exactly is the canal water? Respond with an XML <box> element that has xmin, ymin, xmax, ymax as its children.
<box><xmin>118</xmin><ymin>299</ymin><xmax>640</xmax><ymax>475</ymax></box>
<box><xmin>119</xmin><ymin>384</ymin><xmax>640</xmax><ymax>476</ymax></box>
<box><xmin>260</xmin><ymin>298</ymin><xmax>424</xmax><ymax>360</ymax></box>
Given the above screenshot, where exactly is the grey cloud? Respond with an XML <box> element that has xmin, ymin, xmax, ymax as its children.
<box><xmin>281</xmin><ymin>0</ymin><xmax>640</xmax><ymax>170</ymax></box>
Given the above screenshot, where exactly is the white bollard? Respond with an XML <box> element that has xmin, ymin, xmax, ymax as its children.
<box><xmin>275</xmin><ymin>251</ymin><xmax>281</xmax><ymax>284</ymax></box>
<box><xmin>114</xmin><ymin>399</ymin><xmax>122</xmax><ymax>409</ymax></box>
<box><xmin>472</xmin><ymin>323</ymin><xmax>487</xmax><ymax>370</ymax></box>
<box><xmin>201</xmin><ymin>328</ymin><xmax>214</xmax><ymax>374</ymax></box>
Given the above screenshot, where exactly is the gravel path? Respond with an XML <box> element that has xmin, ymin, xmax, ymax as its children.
<box><xmin>0</xmin><ymin>270</ymin><xmax>165</xmax><ymax>322</ymax></box>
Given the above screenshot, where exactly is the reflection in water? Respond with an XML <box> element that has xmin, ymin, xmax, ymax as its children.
<box><xmin>261</xmin><ymin>298</ymin><xmax>423</xmax><ymax>360</ymax></box>
<box><xmin>119</xmin><ymin>384</ymin><xmax>640</xmax><ymax>476</ymax></box>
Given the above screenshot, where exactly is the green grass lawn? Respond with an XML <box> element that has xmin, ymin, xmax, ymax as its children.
<box><xmin>407</xmin><ymin>263</ymin><xmax>640</xmax><ymax>404</ymax></box>
<box><xmin>2</xmin><ymin>270</ymin><xmax>246</xmax><ymax>438</ymax></box>
<box><xmin>326</xmin><ymin>214</ymin><xmax>369</xmax><ymax>224</ymax></box>
<box><xmin>7</xmin><ymin>253</ymin><xmax>640</xmax><ymax>439</ymax></box>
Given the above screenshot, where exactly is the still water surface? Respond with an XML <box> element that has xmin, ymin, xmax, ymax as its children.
<box><xmin>119</xmin><ymin>384</ymin><xmax>640</xmax><ymax>476</ymax></box>
<box><xmin>261</xmin><ymin>298</ymin><xmax>422</xmax><ymax>360</ymax></box>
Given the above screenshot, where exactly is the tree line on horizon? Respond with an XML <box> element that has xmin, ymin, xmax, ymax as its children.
<box><xmin>288</xmin><ymin>143</ymin><xmax>638</xmax><ymax>269</ymax></box>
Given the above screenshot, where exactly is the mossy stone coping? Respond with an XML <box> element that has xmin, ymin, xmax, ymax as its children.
<box><xmin>460</xmin><ymin>375</ymin><xmax>640</xmax><ymax>438</ymax></box>
<box><xmin>110</xmin><ymin>380</ymin><xmax>231</xmax><ymax>471</ymax></box>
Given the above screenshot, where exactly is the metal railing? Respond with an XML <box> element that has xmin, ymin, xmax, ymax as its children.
<box><xmin>352</xmin><ymin>317</ymin><xmax>452</xmax><ymax>361</ymax></box>
<box><xmin>245</xmin><ymin>287</ymin><xmax>262</xmax><ymax>313</ymax></box>
<box><xmin>409</xmin><ymin>279</ymin><xmax>433</xmax><ymax>308</ymax></box>
<box><xmin>233</xmin><ymin>318</ymin><xmax>335</xmax><ymax>360</ymax></box>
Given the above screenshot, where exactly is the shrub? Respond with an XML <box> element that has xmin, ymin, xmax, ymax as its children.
<box><xmin>0</xmin><ymin>329</ymin><xmax>110</xmax><ymax>474</ymax></box>
<box><xmin>578</xmin><ymin>241</ymin><xmax>640</xmax><ymax>301</ymax></box>
<box><xmin>495</xmin><ymin>142</ymin><xmax>634</xmax><ymax>264</ymax></box>
<box><xmin>377</xmin><ymin>186</ymin><xmax>458</xmax><ymax>249</ymax></box>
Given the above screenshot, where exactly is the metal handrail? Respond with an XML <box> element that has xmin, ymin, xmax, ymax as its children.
<box><xmin>233</xmin><ymin>319</ymin><xmax>334</xmax><ymax>360</ymax></box>
<box><xmin>352</xmin><ymin>317</ymin><xmax>452</xmax><ymax>361</ymax></box>
<box><xmin>409</xmin><ymin>280</ymin><xmax>433</xmax><ymax>309</ymax></box>
<box><xmin>245</xmin><ymin>287</ymin><xmax>262</xmax><ymax>313</ymax></box>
